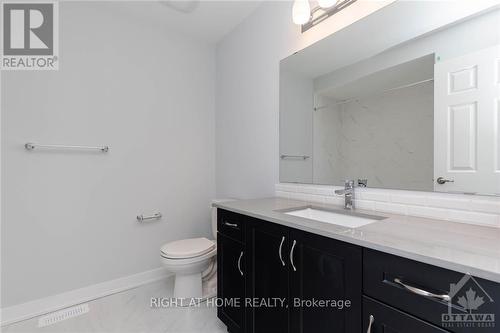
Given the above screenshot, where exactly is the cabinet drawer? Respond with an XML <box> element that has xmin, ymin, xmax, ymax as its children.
<box><xmin>217</xmin><ymin>209</ymin><xmax>245</xmax><ymax>242</ymax></box>
<box><xmin>363</xmin><ymin>296</ymin><xmax>448</xmax><ymax>333</ymax></box>
<box><xmin>363</xmin><ymin>249</ymin><xmax>500</xmax><ymax>333</ymax></box>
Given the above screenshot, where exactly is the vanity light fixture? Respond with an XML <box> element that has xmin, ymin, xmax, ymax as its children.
<box><xmin>292</xmin><ymin>0</ymin><xmax>311</xmax><ymax>25</ymax></box>
<box><xmin>293</xmin><ymin>0</ymin><xmax>358</xmax><ymax>32</ymax></box>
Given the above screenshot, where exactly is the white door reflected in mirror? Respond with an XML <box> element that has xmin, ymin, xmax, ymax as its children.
<box><xmin>434</xmin><ymin>45</ymin><xmax>500</xmax><ymax>195</ymax></box>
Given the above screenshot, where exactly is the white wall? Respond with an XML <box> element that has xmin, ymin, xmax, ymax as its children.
<box><xmin>215</xmin><ymin>0</ymin><xmax>498</xmax><ymax>199</ymax></box>
<box><xmin>1</xmin><ymin>2</ymin><xmax>215</xmax><ymax>307</ymax></box>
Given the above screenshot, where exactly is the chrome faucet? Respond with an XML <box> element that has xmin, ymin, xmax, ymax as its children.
<box><xmin>335</xmin><ymin>180</ymin><xmax>355</xmax><ymax>210</ymax></box>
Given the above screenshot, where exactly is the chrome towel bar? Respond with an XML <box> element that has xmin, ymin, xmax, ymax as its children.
<box><xmin>280</xmin><ymin>154</ymin><xmax>309</xmax><ymax>160</ymax></box>
<box><xmin>137</xmin><ymin>213</ymin><xmax>162</xmax><ymax>223</ymax></box>
<box><xmin>25</xmin><ymin>143</ymin><xmax>109</xmax><ymax>152</ymax></box>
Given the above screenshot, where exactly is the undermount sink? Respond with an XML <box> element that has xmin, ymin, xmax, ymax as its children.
<box><xmin>282</xmin><ymin>206</ymin><xmax>385</xmax><ymax>228</ymax></box>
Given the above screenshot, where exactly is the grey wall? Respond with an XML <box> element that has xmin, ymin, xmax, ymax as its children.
<box><xmin>1</xmin><ymin>2</ymin><xmax>215</xmax><ymax>307</ymax></box>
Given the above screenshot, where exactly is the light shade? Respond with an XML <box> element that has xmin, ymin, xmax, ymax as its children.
<box><xmin>292</xmin><ymin>0</ymin><xmax>311</xmax><ymax>25</ymax></box>
<box><xmin>318</xmin><ymin>0</ymin><xmax>338</xmax><ymax>8</ymax></box>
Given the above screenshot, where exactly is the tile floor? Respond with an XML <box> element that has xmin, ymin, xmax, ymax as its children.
<box><xmin>2</xmin><ymin>278</ymin><xmax>226</xmax><ymax>333</ymax></box>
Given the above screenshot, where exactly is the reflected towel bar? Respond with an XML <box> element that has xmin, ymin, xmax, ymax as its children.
<box><xmin>25</xmin><ymin>143</ymin><xmax>109</xmax><ymax>152</ymax></box>
<box><xmin>280</xmin><ymin>154</ymin><xmax>310</xmax><ymax>160</ymax></box>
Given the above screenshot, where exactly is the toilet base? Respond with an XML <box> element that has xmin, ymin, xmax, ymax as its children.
<box><xmin>172</xmin><ymin>272</ymin><xmax>217</xmax><ymax>307</ymax></box>
<box><xmin>173</xmin><ymin>272</ymin><xmax>203</xmax><ymax>299</ymax></box>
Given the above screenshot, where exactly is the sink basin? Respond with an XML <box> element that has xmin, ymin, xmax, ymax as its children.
<box><xmin>282</xmin><ymin>206</ymin><xmax>385</xmax><ymax>228</ymax></box>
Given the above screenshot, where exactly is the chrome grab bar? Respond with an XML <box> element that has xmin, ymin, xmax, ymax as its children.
<box><xmin>25</xmin><ymin>143</ymin><xmax>109</xmax><ymax>152</ymax></box>
<box><xmin>136</xmin><ymin>213</ymin><xmax>162</xmax><ymax>223</ymax></box>
<box><xmin>224</xmin><ymin>222</ymin><xmax>238</xmax><ymax>228</ymax></box>
<box><xmin>237</xmin><ymin>251</ymin><xmax>244</xmax><ymax>276</ymax></box>
<box><xmin>366</xmin><ymin>315</ymin><xmax>374</xmax><ymax>333</ymax></box>
<box><xmin>394</xmin><ymin>278</ymin><xmax>451</xmax><ymax>302</ymax></box>
<box><xmin>290</xmin><ymin>240</ymin><xmax>297</xmax><ymax>272</ymax></box>
<box><xmin>278</xmin><ymin>236</ymin><xmax>285</xmax><ymax>266</ymax></box>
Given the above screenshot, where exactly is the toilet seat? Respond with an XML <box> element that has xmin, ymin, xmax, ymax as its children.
<box><xmin>161</xmin><ymin>246</ymin><xmax>217</xmax><ymax>267</ymax></box>
<box><xmin>161</xmin><ymin>237</ymin><xmax>215</xmax><ymax>259</ymax></box>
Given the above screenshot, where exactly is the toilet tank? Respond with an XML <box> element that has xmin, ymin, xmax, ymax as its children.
<box><xmin>211</xmin><ymin>199</ymin><xmax>235</xmax><ymax>239</ymax></box>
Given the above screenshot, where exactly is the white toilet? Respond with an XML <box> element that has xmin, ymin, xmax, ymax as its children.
<box><xmin>160</xmin><ymin>200</ymin><xmax>229</xmax><ymax>300</ymax></box>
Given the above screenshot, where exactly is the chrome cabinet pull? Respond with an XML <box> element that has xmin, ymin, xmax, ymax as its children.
<box><xmin>436</xmin><ymin>177</ymin><xmax>454</xmax><ymax>185</ymax></box>
<box><xmin>290</xmin><ymin>240</ymin><xmax>297</xmax><ymax>272</ymax></box>
<box><xmin>224</xmin><ymin>222</ymin><xmax>238</xmax><ymax>228</ymax></box>
<box><xmin>278</xmin><ymin>236</ymin><xmax>285</xmax><ymax>266</ymax></box>
<box><xmin>366</xmin><ymin>315</ymin><xmax>374</xmax><ymax>333</ymax></box>
<box><xmin>237</xmin><ymin>251</ymin><xmax>244</xmax><ymax>276</ymax></box>
<box><xmin>394</xmin><ymin>278</ymin><xmax>451</xmax><ymax>302</ymax></box>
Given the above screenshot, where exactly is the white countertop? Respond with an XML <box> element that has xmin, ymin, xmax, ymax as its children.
<box><xmin>213</xmin><ymin>197</ymin><xmax>500</xmax><ymax>283</ymax></box>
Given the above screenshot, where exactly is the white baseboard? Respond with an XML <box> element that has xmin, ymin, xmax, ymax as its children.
<box><xmin>0</xmin><ymin>267</ymin><xmax>172</xmax><ymax>327</ymax></box>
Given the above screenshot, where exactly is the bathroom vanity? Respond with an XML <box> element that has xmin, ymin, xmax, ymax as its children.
<box><xmin>215</xmin><ymin>198</ymin><xmax>500</xmax><ymax>333</ymax></box>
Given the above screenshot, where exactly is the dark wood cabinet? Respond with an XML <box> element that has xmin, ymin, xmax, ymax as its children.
<box><xmin>289</xmin><ymin>229</ymin><xmax>362</xmax><ymax>333</ymax></box>
<box><xmin>218</xmin><ymin>209</ymin><xmax>245</xmax><ymax>242</ymax></box>
<box><xmin>245</xmin><ymin>219</ymin><xmax>362</xmax><ymax>333</ymax></box>
<box><xmin>217</xmin><ymin>233</ymin><xmax>246</xmax><ymax>333</ymax></box>
<box><xmin>216</xmin><ymin>209</ymin><xmax>500</xmax><ymax>333</ymax></box>
<box><xmin>246</xmin><ymin>219</ymin><xmax>290</xmax><ymax>333</ymax></box>
<box><xmin>364</xmin><ymin>249</ymin><xmax>500</xmax><ymax>333</ymax></box>
<box><xmin>362</xmin><ymin>296</ymin><xmax>449</xmax><ymax>333</ymax></box>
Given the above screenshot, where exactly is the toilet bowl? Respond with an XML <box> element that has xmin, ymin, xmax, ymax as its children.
<box><xmin>160</xmin><ymin>237</ymin><xmax>217</xmax><ymax>299</ymax></box>
<box><xmin>160</xmin><ymin>199</ymin><xmax>233</xmax><ymax>300</ymax></box>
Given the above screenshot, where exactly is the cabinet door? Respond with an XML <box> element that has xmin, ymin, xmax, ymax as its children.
<box><xmin>289</xmin><ymin>229</ymin><xmax>362</xmax><ymax>333</ymax></box>
<box><xmin>363</xmin><ymin>296</ymin><xmax>449</xmax><ymax>333</ymax></box>
<box><xmin>217</xmin><ymin>233</ymin><xmax>245</xmax><ymax>333</ymax></box>
<box><xmin>246</xmin><ymin>220</ymin><xmax>290</xmax><ymax>333</ymax></box>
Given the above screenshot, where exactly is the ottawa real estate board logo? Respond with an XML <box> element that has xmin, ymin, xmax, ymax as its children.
<box><xmin>442</xmin><ymin>274</ymin><xmax>495</xmax><ymax>329</ymax></box>
<box><xmin>1</xmin><ymin>1</ymin><xmax>58</xmax><ymax>70</ymax></box>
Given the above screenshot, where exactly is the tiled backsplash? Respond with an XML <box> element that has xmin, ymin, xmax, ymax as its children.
<box><xmin>275</xmin><ymin>183</ymin><xmax>500</xmax><ymax>228</ymax></box>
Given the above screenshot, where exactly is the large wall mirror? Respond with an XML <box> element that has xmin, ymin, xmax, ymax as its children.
<box><xmin>280</xmin><ymin>4</ymin><xmax>500</xmax><ymax>195</ymax></box>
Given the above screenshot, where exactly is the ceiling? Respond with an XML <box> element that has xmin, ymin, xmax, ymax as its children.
<box><xmin>101</xmin><ymin>1</ymin><xmax>262</xmax><ymax>44</ymax></box>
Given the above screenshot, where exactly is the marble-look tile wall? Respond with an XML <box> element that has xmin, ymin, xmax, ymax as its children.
<box><xmin>313</xmin><ymin>81</ymin><xmax>434</xmax><ymax>191</ymax></box>
<box><xmin>275</xmin><ymin>183</ymin><xmax>500</xmax><ymax>228</ymax></box>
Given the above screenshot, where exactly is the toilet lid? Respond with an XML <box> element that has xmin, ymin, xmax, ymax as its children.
<box><xmin>161</xmin><ymin>237</ymin><xmax>215</xmax><ymax>259</ymax></box>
